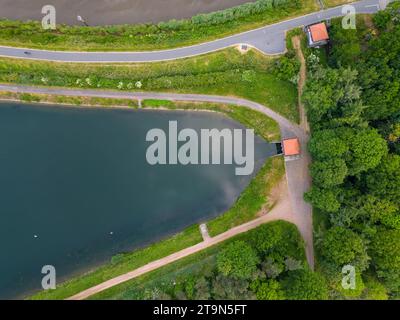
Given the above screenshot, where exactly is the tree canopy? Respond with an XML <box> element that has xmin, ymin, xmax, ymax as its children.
<box><xmin>217</xmin><ymin>241</ymin><xmax>260</xmax><ymax>279</ymax></box>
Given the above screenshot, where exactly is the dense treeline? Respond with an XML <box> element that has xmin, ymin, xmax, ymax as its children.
<box><xmin>303</xmin><ymin>3</ymin><xmax>400</xmax><ymax>299</ymax></box>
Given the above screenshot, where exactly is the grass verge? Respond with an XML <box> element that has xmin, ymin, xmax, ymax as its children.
<box><xmin>0</xmin><ymin>91</ymin><xmax>138</xmax><ymax>108</ymax></box>
<box><xmin>324</xmin><ymin>0</ymin><xmax>355</xmax><ymax>8</ymax></box>
<box><xmin>0</xmin><ymin>48</ymin><xmax>299</xmax><ymax>122</ymax></box>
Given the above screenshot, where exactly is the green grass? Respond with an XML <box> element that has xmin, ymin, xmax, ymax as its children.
<box><xmin>0</xmin><ymin>48</ymin><xmax>299</xmax><ymax>122</ymax></box>
<box><xmin>142</xmin><ymin>99</ymin><xmax>175</xmax><ymax>108</ymax></box>
<box><xmin>89</xmin><ymin>221</ymin><xmax>304</xmax><ymax>300</ymax></box>
<box><xmin>0</xmin><ymin>91</ymin><xmax>138</xmax><ymax>107</ymax></box>
<box><xmin>324</xmin><ymin>0</ymin><xmax>354</xmax><ymax>8</ymax></box>
<box><xmin>0</xmin><ymin>1</ymin><xmax>318</xmax><ymax>51</ymax></box>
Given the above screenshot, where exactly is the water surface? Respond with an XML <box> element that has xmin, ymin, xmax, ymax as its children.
<box><xmin>0</xmin><ymin>0</ymin><xmax>257</xmax><ymax>25</ymax></box>
<box><xmin>0</xmin><ymin>102</ymin><xmax>275</xmax><ymax>299</ymax></box>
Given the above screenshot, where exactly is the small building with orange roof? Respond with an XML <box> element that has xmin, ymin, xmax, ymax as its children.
<box><xmin>282</xmin><ymin>138</ymin><xmax>301</xmax><ymax>159</ymax></box>
<box><xmin>305</xmin><ymin>22</ymin><xmax>330</xmax><ymax>48</ymax></box>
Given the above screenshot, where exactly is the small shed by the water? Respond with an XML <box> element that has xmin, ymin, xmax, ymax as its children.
<box><xmin>305</xmin><ymin>22</ymin><xmax>329</xmax><ymax>48</ymax></box>
<box><xmin>282</xmin><ymin>138</ymin><xmax>300</xmax><ymax>157</ymax></box>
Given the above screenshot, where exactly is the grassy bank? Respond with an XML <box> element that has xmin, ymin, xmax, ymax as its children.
<box><xmin>0</xmin><ymin>90</ymin><xmax>138</xmax><ymax>108</ymax></box>
<box><xmin>142</xmin><ymin>100</ymin><xmax>281</xmax><ymax>141</ymax></box>
<box><xmin>0</xmin><ymin>0</ymin><xmax>317</xmax><ymax>51</ymax></box>
<box><xmin>0</xmin><ymin>48</ymin><xmax>299</xmax><ymax>122</ymax></box>
<box><xmin>89</xmin><ymin>221</ymin><xmax>306</xmax><ymax>300</ymax></box>
<box><xmin>21</xmin><ymin>95</ymin><xmax>285</xmax><ymax>300</ymax></box>
<box><xmin>324</xmin><ymin>0</ymin><xmax>354</xmax><ymax>7</ymax></box>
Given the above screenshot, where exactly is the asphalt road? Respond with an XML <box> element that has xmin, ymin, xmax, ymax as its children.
<box><xmin>0</xmin><ymin>0</ymin><xmax>384</xmax><ymax>62</ymax></box>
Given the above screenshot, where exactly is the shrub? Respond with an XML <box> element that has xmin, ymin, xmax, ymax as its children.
<box><xmin>217</xmin><ymin>241</ymin><xmax>260</xmax><ymax>279</ymax></box>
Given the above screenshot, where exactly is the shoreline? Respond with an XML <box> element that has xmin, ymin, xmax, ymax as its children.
<box><xmin>1</xmin><ymin>94</ymin><xmax>284</xmax><ymax>299</ymax></box>
<box><xmin>0</xmin><ymin>92</ymin><xmax>286</xmax><ymax>300</ymax></box>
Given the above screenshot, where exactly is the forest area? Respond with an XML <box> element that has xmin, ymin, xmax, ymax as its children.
<box><xmin>303</xmin><ymin>2</ymin><xmax>400</xmax><ymax>299</ymax></box>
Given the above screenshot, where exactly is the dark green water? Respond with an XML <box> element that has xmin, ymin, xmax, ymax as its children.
<box><xmin>0</xmin><ymin>102</ymin><xmax>275</xmax><ymax>299</ymax></box>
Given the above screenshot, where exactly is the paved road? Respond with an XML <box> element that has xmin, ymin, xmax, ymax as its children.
<box><xmin>0</xmin><ymin>84</ymin><xmax>314</xmax><ymax>269</ymax></box>
<box><xmin>0</xmin><ymin>0</ymin><xmax>383</xmax><ymax>62</ymax></box>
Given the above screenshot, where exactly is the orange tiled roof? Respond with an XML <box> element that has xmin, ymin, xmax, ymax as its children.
<box><xmin>283</xmin><ymin>138</ymin><xmax>300</xmax><ymax>156</ymax></box>
<box><xmin>309</xmin><ymin>23</ymin><xmax>329</xmax><ymax>42</ymax></box>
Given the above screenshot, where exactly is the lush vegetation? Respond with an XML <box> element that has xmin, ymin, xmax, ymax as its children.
<box><xmin>0</xmin><ymin>90</ymin><xmax>138</xmax><ymax>107</ymax></box>
<box><xmin>303</xmin><ymin>4</ymin><xmax>400</xmax><ymax>299</ymax></box>
<box><xmin>0</xmin><ymin>0</ymin><xmax>319</xmax><ymax>51</ymax></box>
<box><xmin>89</xmin><ymin>222</ymin><xmax>329</xmax><ymax>300</ymax></box>
<box><xmin>324</xmin><ymin>0</ymin><xmax>354</xmax><ymax>7</ymax></box>
<box><xmin>0</xmin><ymin>48</ymin><xmax>299</xmax><ymax>122</ymax></box>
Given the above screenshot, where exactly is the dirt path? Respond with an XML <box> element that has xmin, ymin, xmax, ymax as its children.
<box><xmin>292</xmin><ymin>36</ymin><xmax>310</xmax><ymax>133</ymax></box>
<box><xmin>68</xmin><ymin>180</ymin><xmax>295</xmax><ymax>300</ymax></box>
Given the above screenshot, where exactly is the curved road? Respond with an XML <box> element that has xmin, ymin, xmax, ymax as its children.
<box><xmin>0</xmin><ymin>0</ymin><xmax>383</xmax><ymax>62</ymax></box>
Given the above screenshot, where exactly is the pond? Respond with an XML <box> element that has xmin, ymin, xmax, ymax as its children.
<box><xmin>0</xmin><ymin>0</ymin><xmax>257</xmax><ymax>25</ymax></box>
<box><xmin>0</xmin><ymin>102</ymin><xmax>276</xmax><ymax>299</ymax></box>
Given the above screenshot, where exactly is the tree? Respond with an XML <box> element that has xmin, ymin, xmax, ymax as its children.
<box><xmin>328</xmin><ymin>20</ymin><xmax>362</xmax><ymax>67</ymax></box>
<box><xmin>366</xmin><ymin>155</ymin><xmax>400</xmax><ymax>206</ymax></box>
<box><xmin>362</xmin><ymin>276</ymin><xmax>388</xmax><ymax>300</ymax></box>
<box><xmin>217</xmin><ymin>241</ymin><xmax>260</xmax><ymax>279</ymax></box>
<box><xmin>369</xmin><ymin>228</ymin><xmax>400</xmax><ymax>293</ymax></box>
<box><xmin>211</xmin><ymin>275</ymin><xmax>255</xmax><ymax>300</ymax></box>
<box><xmin>282</xmin><ymin>269</ymin><xmax>328</xmax><ymax>300</ymax></box>
<box><xmin>248</xmin><ymin>225</ymin><xmax>283</xmax><ymax>255</ymax></box>
<box><xmin>304</xmin><ymin>187</ymin><xmax>341</xmax><ymax>212</ymax></box>
<box><xmin>355</xmin><ymin>3</ymin><xmax>400</xmax><ymax>121</ymax></box>
<box><xmin>250</xmin><ymin>279</ymin><xmax>285</xmax><ymax>300</ymax></box>
<box><xmin>261</xmin><ymin>258</ymin><xmax>284</xmax><ymax>278</ymax></box>
<box><xmin>194</xmin><ymin>277</ymin><xmax>211</xmax><ymax>300</ymax></box>
<box><xmin>320</xmin><ymin>227</ymin><xmax>369</xmax><ymax>271</ymax></box>
<box><xmin>310</xmin><ymin>158</ymin><xmax>348</xmax><ymax>187</ymax></box>
<box><xmin>308</xmin><ymin>129</ymin><xmax>349</xmax><ymax>160</ymax></box>
<box><xmin>359</xmin><ymin>195</ymin><xmax>400</xmax><ymax>229</ymax></box>
<box><xmin>274</xmin><ymin>55</ymin><xmax>300</xmax><ymax>83</ymax></box>
<box><xmin>284</xmin><ymin>257</ymin><xmax>303</xmax><ymax>271</ymax></box>
<box><xmin>347</xmin><ymin>129</ymin><xmax>388</xmax><ymax>175</ymax></box>
<box><xmin>302</xmin><ymin>66</ymin><xmax>364</xmax><ymax>128</ymax></box>
<box><xmin>335</xmin><ymin>272</ymin><xmax>365</xmax><ymax>299</ymax></box>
